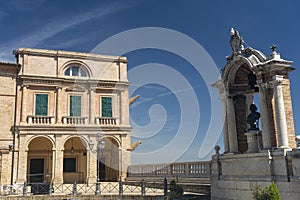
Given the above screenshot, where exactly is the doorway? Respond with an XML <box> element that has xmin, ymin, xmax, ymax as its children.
<box><xmin>29</xmin><ymin>158</ymin><xmax>44</xmax><ymax>183</ymax></box>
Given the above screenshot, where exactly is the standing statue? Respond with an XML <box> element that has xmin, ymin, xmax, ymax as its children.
<box><xmin>230</xmin><ymin>28</ymin><xmax>244</xmax><ymax>54</ymax></box>
<box><xmin>247</xmin><ymin>104</ymin><xmax>260</xmax><ymax>131</ymax></box>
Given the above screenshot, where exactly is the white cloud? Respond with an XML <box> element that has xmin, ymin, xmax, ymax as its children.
<box><xmin>0</xmin><ymin>1</ymin><xmax>140</xmax><ymax>62</ymax></box>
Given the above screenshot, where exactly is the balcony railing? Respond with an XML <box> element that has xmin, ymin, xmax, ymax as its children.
<box><xmin>62</xmin><ymin>117</ymin><xmax>88</xmax><ymax>125</ymax></box>
<box><xmin>95</xmin><ymin>117</ymin><xmax>119</xmax><ymax>125</ymax></box>
<box><xmin>27</xmin><ymin>116</ymin><xmax>55</xmax><ymax>124</ymax></box>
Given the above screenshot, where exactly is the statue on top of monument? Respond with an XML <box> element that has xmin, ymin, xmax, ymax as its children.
<box><xmin>230</xmin><ymin>28</ymin><xmax>244</xmax><ymax>55</ymax></box>
<box><xmin>247</xmin><ymin>104</ymin><xmax>260</xmax><ymax>131</ymax></box>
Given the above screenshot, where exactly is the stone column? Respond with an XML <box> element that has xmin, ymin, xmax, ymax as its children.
<box><xmin>53</xmin><ymin>136</ymin><xmax>64</xmax><ymax>185</ymax></box>
<box><xmin>53</xmin><ymin>148</ymin><xmax>64</xmax><ymax>184</ymax></box>
<box><xmin>221</xmin><ymin>95</ymin><xmax>229</xmax><ymax>153</ymax></box>
<box><xmin>120</xmin><ymin>90</ymin><xmax>129</xmax><ymax>125</ymax></box>
<box><xmin>55</xmin><ymin>87</ymin><xmax>62</xmax><ymax>124</ymax></box>
<box><xmin>21</xmin><ymin>86</ymin><xmax>28</xmax><ymax>122</ymax></box>
<box><xmin>89</xmin><ymin>89</ymin><xmax>96</xmax><ymax>124</ymax></box>
<box><xmin>273</xmin><ymin>75</ymin><xmax>289</xmax><ymax>148</ymax></box>
<box><xmin>226</xmin><ymin>97</ymin><xmax>238</xmax><ymax>153</ymax></box>
<box><xmin>88</xmin><ymin>149</ymin><xmax>97</xmax><ymax>185</ymax></box>
<box><xmin>258</xmin><ymin>82</ymin><xmax>272</xmax><ymax>149</ymax></box>
<box><xmin>16</xmin><ymin>135</ymin><xmax>27</xmax><ymax>183</ymax></box>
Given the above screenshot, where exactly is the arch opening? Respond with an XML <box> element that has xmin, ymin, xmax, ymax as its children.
<box><xmin>63</xmin><ymin>137</ymin><xmax>87</xmax><ymax>183</ymax></box>
<box><xmin>227</xmin><ymin>63</ymin><xmax>260</xmax><ymax>153</ymax></box>
<box><xmin>27</xmin><ymin>137</ymin><xmax>53</xmax><ymax>183</ymax></box>
<box><xmin>98</xmin><ymin>137</ymin><xmax>120</xmax><ymax>182</ymax></box>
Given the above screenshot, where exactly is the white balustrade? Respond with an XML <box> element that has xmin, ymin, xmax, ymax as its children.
<box><xmin>62</xmin><ymin>117</ymin><xmax>88</xmax><ymax>125</ymax></box>
<box><xmin>27</xmin><ymin>116</ymin><xmax>55</xmax><ymax>124</ymax></box>
<box><xmin>127</xmin><ymin>161</ymin><xmax>211</xmax><ymax>177</ymax></box>
<box><xmin>95</xmin><ymin>117</ymin><xmax>118</xmax><ymax>125</ymax></box>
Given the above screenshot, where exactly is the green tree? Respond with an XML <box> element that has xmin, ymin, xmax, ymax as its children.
<box><xmin>164</xmin><ymin>180</ymin><xmax>183</xmax><ymax>200</ymax></box>
<box><xmin>253</xmin><ymin>181</ymin><xmax>280</xmax><ymax>200</ymax></box>
<box><xmin>268</xmin><ymin>181</ymin><xmax>280</xmax><ymax>200</ymax></box>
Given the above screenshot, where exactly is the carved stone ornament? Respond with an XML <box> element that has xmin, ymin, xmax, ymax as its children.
<box><xmin>230</xmin><ymin>28</ymin><xmax>244</xmax><ymax>54</ymax></box>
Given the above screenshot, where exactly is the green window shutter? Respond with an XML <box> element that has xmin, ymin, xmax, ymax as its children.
<box><xmin>70</xmin><ymin>95</ymin><xmax>81</xmax><ymax>116</ymax></box>
<box><xmin>102</xmin><ymin>97</ymin><xmax>112</xmax><ymax>117</ymax></box>
<box><xmin>35</xmin><ymin>94</ymin><xmax>48</xmax><ymax>116</ymax></box>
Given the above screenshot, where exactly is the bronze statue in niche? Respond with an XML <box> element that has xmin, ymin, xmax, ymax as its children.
<box><xmin>247</xmin><ymin>104</ymin><xmax>260</xmax><ymax>131</ymax></box>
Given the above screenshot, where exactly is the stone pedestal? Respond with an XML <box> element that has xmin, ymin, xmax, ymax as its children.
<box><xmin>245</xmin><ymin>130</ymin><xmax>260</xmax><ymax>153</ymax></box>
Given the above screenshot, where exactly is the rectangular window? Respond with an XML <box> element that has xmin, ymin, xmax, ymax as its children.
<box><xmin>101</xmin><ymin>97</ymin><xmax>112</xmax><ymax>117</ymax></box>
<box><xmin>35</xmin><ymin>94</ymin><xmax>48</xmax><ymax>116</ymax></box>
<box><xmin>70</xmin><ymin>95</ymin><xmax>81</xmax><ymax>116</ymax></box>
<box><xmin>63</xmin><ymin>158</ymin><xmax>76</xmax><ymax>172</ymax></box>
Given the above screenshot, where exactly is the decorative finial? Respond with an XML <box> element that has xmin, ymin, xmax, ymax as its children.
<box><xmin>270</xmin><ymin>44</ymin><xmax>277</xmax><ymax>52</ymax></box>
<box><xmin>214</xmin><ymin>145</ymin><xmax>221</xmax><ymax>155</ymax></box>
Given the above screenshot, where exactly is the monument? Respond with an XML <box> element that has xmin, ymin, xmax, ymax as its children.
<box><xmin>211</xmin><ymin>29</ymin><xmax>300</xmax><ymax>200</ymax></box>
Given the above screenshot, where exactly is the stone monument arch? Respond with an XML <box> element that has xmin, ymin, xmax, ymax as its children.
<box><xmin>214</xmin><ymin>28</ymin><xmax>296</xmax><ymax>154</ymax></box>
<box><xmin>211</xmin><ymin>29</ymin><xmax>300</xmax><ymax>200</ymax></box>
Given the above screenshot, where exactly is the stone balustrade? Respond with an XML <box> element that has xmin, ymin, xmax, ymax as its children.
<box><xmin>27</xmin><ymin>116</ymin><xmax>55</xmax><ymax>124</ymax></box>
<box><xmin>95</xmin><ymin>117</ymin><xmax>119</xmax><ymax>125</ymax></box>
<box><xmin>127</xmin><ymin>161</ymin><xmax>211</xmax><ymax>178</ymax></box>
<box><xmin>62</xmin><ymin>117</ymin><xmax>88</xmax><ymax>125</ymax></box>
<box><xmin>26</xmin><ymin>116</ymin><xmax>121</xmax><ymax>126</ymax></box>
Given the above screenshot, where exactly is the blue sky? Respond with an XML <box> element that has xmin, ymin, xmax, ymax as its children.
<box><xmin>0</xmin><ymin>0</ymin><xmax>299</xmax><ymax>164</ymax></box>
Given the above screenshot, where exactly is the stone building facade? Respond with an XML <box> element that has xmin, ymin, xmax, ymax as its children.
<box><xmin>0</xmin><ymin>48</ymin><xmax>132</xmax><ymax>188</ymax></box>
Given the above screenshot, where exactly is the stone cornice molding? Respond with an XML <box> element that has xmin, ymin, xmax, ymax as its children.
<box><xmin>16</xmin><ymin>48</ymin><xmax>128</xmax><ymax>63</ymax></box>
<box><xmin>18</xmin><ymin>75</ymin><xmax>130</xmax><ymax>90</ymax></box>
<box><xmin>16</xmin><ymin>125</ymin><xmax>133</xmax><ymax>133</ymax></box>
<box><xmin>255</xmin><ymin>59</ymin><xmax>294</xmax><ymax>75</ymax></box>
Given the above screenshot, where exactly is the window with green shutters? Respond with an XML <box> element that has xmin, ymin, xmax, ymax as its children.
<box><xmin>101</xmin><ymin>97</ymin><xmax>112</xmax><ymax>117</ymax></box>
<box><xmin>70</xmin><ymin>95</ymin><xmax>81</xmax><ymax>116</ymax></box>
<box><xmin>35</xmin><ymin>94</ymin><xmax>48</xmax><ymax>116</ymax></box>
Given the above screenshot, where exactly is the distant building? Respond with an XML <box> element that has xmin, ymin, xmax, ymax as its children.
<box><xmin>0</xmin><ymin>48</ymin><xmax>132</xmax><ymax>188</ymax></box>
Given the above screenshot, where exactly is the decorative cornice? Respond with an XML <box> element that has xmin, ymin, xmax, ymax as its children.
<box><xmin>15</xmin><ymin>48</ymin><xmax>127</xmax><ymax>63</ymax></box>
<box><xmin>19</xmin><ymin>75</ymin><xmax>130</xmax><ymax>90</ymax></box>
<box><xmin>16</xmin><ymin>125</ymin><xmax>133</xmax><ymax>133</ymax></box>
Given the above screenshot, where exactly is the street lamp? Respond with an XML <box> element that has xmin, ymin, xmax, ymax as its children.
<box><xmin>95</xmin><ymin>133</ymin><xmax>105</xmax><ymax>195</ymax></box>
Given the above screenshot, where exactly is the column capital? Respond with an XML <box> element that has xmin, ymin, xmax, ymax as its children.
<box><xmin>55</xmin><ymin>86</ymin><xmax>62</xmax><ymax>91</ymax></box>
<box><xmin>89</xmin><ymin>88</ymin><xmax>96</xmax><ymax>93</ymax></box>
<box><xmin>21</xmin><ymin>85</ymin><xmax>29</xmax><ymax>89</ymax></box>
<box><xmin>272</xmin><ymin>75</ymin><xmax>285</xmax><ymax>84</ymax></box>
